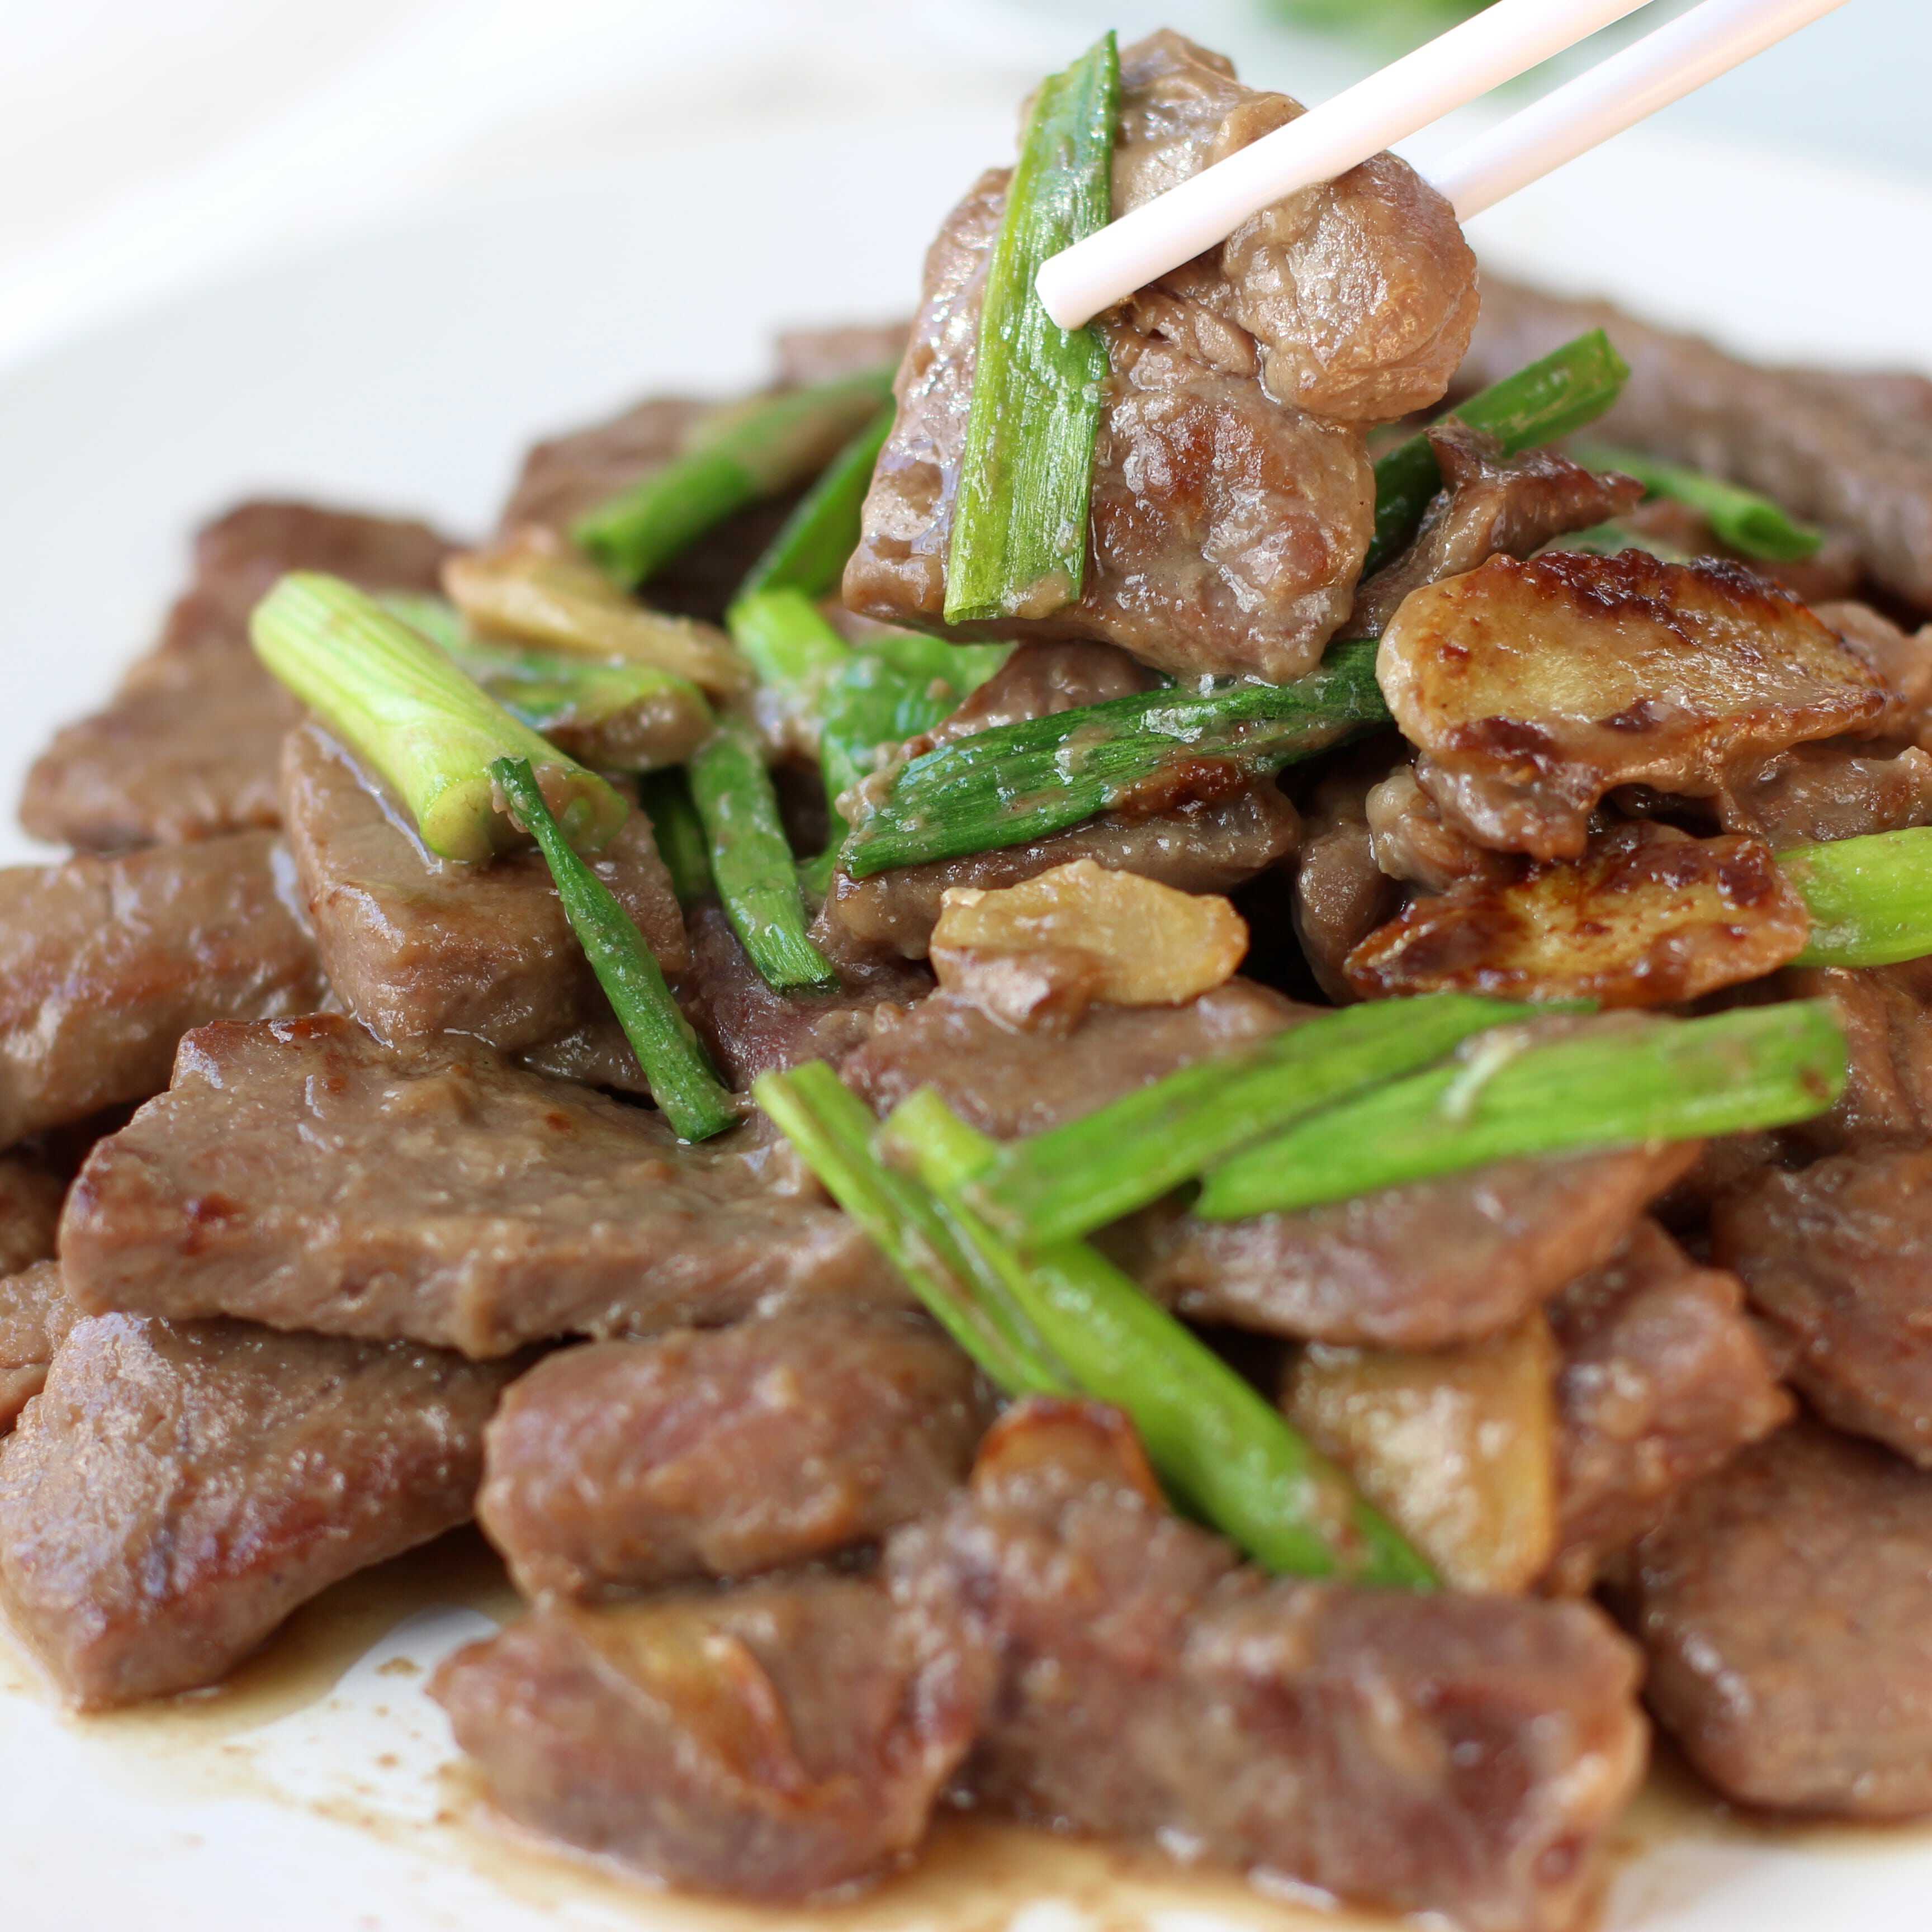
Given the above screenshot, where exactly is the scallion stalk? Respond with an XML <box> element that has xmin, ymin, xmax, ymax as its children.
<box><xmin>1576</xmin><ymin>443</ymin><xmax>1824</xmax><ymax>563</ymax></box>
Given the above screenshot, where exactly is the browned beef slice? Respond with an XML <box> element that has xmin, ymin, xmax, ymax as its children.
<box><xmin>1546</xmin><ymin>1220</ymin><xmax>1789</xmax><ymax>1593</ymax></box>
<box><xmin>887</xmin><ymin>1399</ymin><xmax>1644</xmax><ymax>1930</ymax></box>
<box><xmin>1719</xmin><ymin>738</ymin><xmax>1932</xmax><ymax>846</ymax></box>
<box><xmin>1711</xmin><ymin>1147</ymin><xmax>1932</xmax><ymax>1466</ymax></box>
<box><xmin>0</xmin><ymin>1310</ymin><xmax>509</xmax><ymax>1708</ymax></box>
<box><xmin>60</xmin><ymin>1016</ymin><xmax>903</xmax><ymax>1359</ymax></box>
<box><xmin>1292</xmin><ymin>754</ymin><xmax>1401</xmax><ymax>1001</ymax></box>
<box><xmin>680</xmin><ymin>902</ymin><xmax>930</xmax><ymax>1088</ymax></box>
<box><xmin>0</xmin><ymin>1157</ymin><xmax>64</xmax><ymax>1278</ymax></box>
<box><xmin>0</xmin><ymin>832</ymin><xmax>324</xmax><ymax>1152</ymax></box>
<box><xmin>843</xmin><ymin>979</ymin><xmax>1301</xmax><ymax>1139</ymax></box>
<box><xmin>280</xmin><ymin>722</ymin><xmax>685</xmax><ymax>1057</ymax></box>
<box><xmin>1777</xmin><ymin>961</ymin><xmax>1932</xmax><ymax>1153</ymax></box>
<box><xmin>821</xmin><ymin>783</ymin><xmax>1300</xmax><ymax>962</ymax></box>
<box><xmin>21</xmin><ymin>500</ymin><xmax>452</xmax><ymax>850</ymax></box>
<box><xmin>1125</xmin><ymin>1143</ymin><xmax>1702</xmax><ymax>1348</ymax></box>
<box><xmin>1627</xmin><ymin>1420</ymin><xmax>1932</xmax><ymax>1816</ymax></box>
<box><xmin>0</xmin><ymin>1262</ymin><xmax>77</xmax><ymax>1436</ymax></box>
<box><xmin>433</xmin><ymin>1574</ymin><xmax>987</xmax><ymax>1900</ymax></box>
<box><xmin>773</xmin><ymin>320</ymin><xmax>910</xmax><ymax>387</ymax></box>
<box><xmin>479</xmin><ymin>1309</ymin><xmax>982</xmax><ymax>1600</ymax></box>
<box><xmin>915</xmin><ymin>639</ymin><xmax>1154</xmax><ymax>749</ymax></box>
<box><xmin>1459</xmin><ymin>277</ymin><xmax>1932</xmax><ymax>612</ymax></box>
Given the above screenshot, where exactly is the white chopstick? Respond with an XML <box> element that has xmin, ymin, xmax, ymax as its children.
<box><xmin>1034</xmin><ymin>0</ymin><xmax>1661</xmax><ymax>331</ymax></box>
<box><xmin>1431</xmin><ymin>0</ymin><xmax>1853</xmax><ymax>219</ymax></box>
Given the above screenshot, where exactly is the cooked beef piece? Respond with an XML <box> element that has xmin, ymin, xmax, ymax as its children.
<box><xmin>0</xmin><ymin>1157</ymin><xmax>64</xmax><ymax>1278</ymax></box>
<box><xmin>1381</xmin><ymin>550</ymin><xmax>1888</xmax><ymax>861</ymax></box>
<box><xmin>1545</xmin><ymin>1220</ymin><xmax>1789</xmax><ymax>1593</ymax></box>
<box><xmin>0</xmin><ymin>1310</ymin><xmax>509</xmax><ymax>1708</ymax></box>
<box><xmin>1459</xmin><ymin>277</ymin><xmax>1932</xmax><ymax>613</ymax></box>
<box><xmin>1627</xmin><ymin>1419</ymin><xmax>1932</xmax><ymax>1816</ymax></box>
<box><xmin>1121</xmin><ymin>1142</ymin><xmax>1702</xmax><ymax>1348</ymax></box>
<box><xmin>280</xmin><ymin>722</ymin><xmax>685</xmax><ymax>1059</ymax></box>
<box><xmin>1718</xmin><ymin>738</ymin><xmax>1932</xmax><ymax>845</ymax></box>
<box><xmin>773</xmin><ymin>320</ymin><xmax>910</xmax><ymax>387</ymax></box>
<box><xmin>61</xmin><ymin>1016</ymin><xmax>905</xmax><ymax>1358</ymax></box>
<box><xmin>844</xmin><ymin>979</ymin><xmax>1300</xmax><ymax>1138</ymax></box>
<box><xmin>0</xmin><ymin>832</ymin><xmax>324</xmax><ymax>1152</ymax></box>
<box><xmin>1346</xmin><ymin>824</ymin><xmax>1810</xmax><ymax>1007</ymax></box>
<box><xmin>0</xmin><ymin>1263</ymin><xmax>77</xmax><ymax>1436</ymax></box>
<box><xmin>887</xmin><ymin>1399</ymin><xmax>1644</xmax><ymax>1930</ymax></box>
<box><xmin>497</xmin><ymin>392</ymin><xmax>804</xmax><ymax>626</ymax></box>
<box><xmin>1349</xmin><ymin>424</ymin><xmax>1644</xmax><ymax>638</ymax></box>
<box><xmin>1291</xmin><ymin>756</ymin><xmax>1400</xmax><ymax>1002</ymax></box>
<box><xmin>847</xmin><ymin>32</ymin><xmax>1476</xmax><ymax>683</ymax></box>
<box><xmin>1366</xmin><ymin>761</ymin><xmax>1515</xmax><ymax>893</ymax></box>
<box><xmin>1820</xmin><ymin>598</ymin><xmax>1932</xmax><ymax>726</ymax></box>
<box><xmin>680</xmin><ymin>902</ymin><xmax>931</xmax><ymax>1087</ymax></box>
<box><xmin>822</xmin><ymin>783</ymin><xmax>1300</xmax><ymax>962</ymax></box>
<box><xmin>479</xmin><ymin>1309</ymin><xmax>982</xmax><ymax>1600</ymax></box>
<box><xmin>433</xmin><ymin>1574</ymin><xmax>986</xmax><ymax>1900</ymax></box>
<box><xmin>1779</xmin><ymin>961</ymin><xmax>1932</xmax><ymax>1153</ymax></box>
<box><xmin>1712</xmin><ymin>1147</ymin><xmax>1932</xmax><ymax>1466</ymax></box>
<box><xmin>914</xmin><ymin>638</ymin><xmax>1154</xmax><ymax>751</ymax></box>
<box><xmin>21</xmin><ymin>500</ymin><xmax>452</xmax><ymax>851</ymax></box>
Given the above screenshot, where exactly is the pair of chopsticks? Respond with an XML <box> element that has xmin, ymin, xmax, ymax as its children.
<box><xmin>1038</xmin><ymin>0</ymin><xmax>1851</xmax><ymax>329</ymax></box>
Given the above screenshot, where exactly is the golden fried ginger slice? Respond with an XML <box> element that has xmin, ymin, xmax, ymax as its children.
<box><xmin>1379</xmin><ymin>551</ymin><xmax>1890</xmax><ymax>860</ymax></box>
<box><xmin>1346</xmin><ymin>824</ymin><xmax>1811</xmax><ymax>1007</ymax></box>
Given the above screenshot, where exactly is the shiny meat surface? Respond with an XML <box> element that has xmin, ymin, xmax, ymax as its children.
<box><xmin>0</xmin><ymin>1262</ymin><xmax>75</xmax><ymax>1436</ymax></box>
<box><xmin>1348</xmin><ymin>425</ymin><xmax>1643</xmax><ymax>638</ymax></box>
<box><xmin>60</xmin><ymin>1017</ymin><xmax>905</xmax><ymax>1358</ymax></box>
<box><xmin>0</xmin><ymin>832</ymin><xmax>324</xmax><ymax>1151</ymax></box>
<box><xmin>842</xmin><ymin>979</ymin><xmax>1301</xmax><ymax>1138</ymax></box>
<box><xmin>1628</xmin><ymin>1420</ymin><xmax>1932</xmax><ymax>1816</ymax></box>
<box><xmin>820</xmin><ymin>782</ymin><xmax>1300</xmax><ymax>961</ymax></box>
<box><xmin>477</xmin><ymin>1309</ymin><xmax>982</xmax><ymax>1599</ymax></box>
<box><xmin>1291</xmin><ymin>755</ymin><xmax>1399</xmax><ymax>1002</ymax></box>
<box><xmin>0</xmin><ymin>1158</ymin><xmax>65</xmax><ymax>1278</ymax></box>
<box><xmin>281</xmin><ymin>722</ymin><xmax>685</xmax><ymax>1059</ymax></box>
<box><xmin>1380</xmin><ymin>550</ymin><xmax>1888</xmax><ymax>859</ymax></box>
<box><xmin>433</xmin><ymin>1575</ymin><xmax>986</xmax><ymax>1900</ymax></box>
<box><xmin>1781</xmin><ymin>961</ymin><xmax>1932</xmax><ymax>1153</ymax></box>
<box><xmin>1366</xmin><ymin>760</ymin><xmax>1514</xmax><ymax>892</ymax></box>
<box><xmin>19</xmin><ymin>500</ymin><xmax>452</xmax><ymax>850</ymax></box>
<box><xmin>1460</xmin><ymin>277</ymin><xmax>1932</xmax><ymax>612</ymax></box>
<box><xmin>1346</xmin><ymin>825</ymin><xmax>1810</xmax><ymax>1006</ymax></box>
<box><xmin>0</xmin><ymin>1310</ymin><xmax>509</xmax><ymax>1708</ymax></box>
<box><xmin>916</xmin><ymin>638</ymin><xmax>1154</xmax><ymax>749</ymax></box>
<box><xmin>887</xmin><ymin>1400</ymin><xmax>1644</xmax><ymax>1930</ymax></box>
<box><xmin>1718</xmin><ymin>738</ymin><xmax>1932</xmax><ymax>846</ymax></box>
<box><xmin>1122</xmin><ymin>1143</ymin><xmax>1702</xmax><ymax>1348</ymax></box>
<box><xmin>1713</xmin><ymin>1147</ymin><xmax>1932</xmax><ymax>1467</ymax></box>
<box><xmin>1546</xmin><ymin>1220</ymin><xmax>1789</xmax><ymax>1593</ymax></box>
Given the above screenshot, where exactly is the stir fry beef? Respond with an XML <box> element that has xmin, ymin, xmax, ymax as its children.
<box><xmin>1346</xmin><ymin>824</ymin><xmax>1811</xmax><ymax>1007</ymax></box>
<box><xmin>1290</xmin><ymin>756</ymin><xmax>1400</xmax><ymax>1001</ymax></box>
<box><xmin>0</xmin><ymin>1158</ymin><xmax>64</xmax><ymax>1278</ymax></box>
<box><xmin>1627</xmin><ymin>1420</ymin><xmax>1932</xmax><ymax>1816</ymax></box>
<box><xmin>20</xmin><ymin>500</ymin><xmax>452</xmax><ymax>851</ymax></box>
<box><xmin>916</xmin><ymin>639</ymin><xmax>1154</xmax><ymax>747</ymax></box>
<box><xmin>1780</xmin><ymin>961</ymin><xmax>1932</xmax><ymax>1153</ymax></box>
<box><xmin>846</xmin><ymin>32</ymin><xmax>1477</xmax><ymax>683</ymax></box>
<box><xmin>1125</xmin><ymin>1144</ymin><xmax>1701</xmax><ymax>1349</ymax></box>
<box><xmin>0</xmin><ymin>1263</ymin><xmax>75</xmax><ymax>1437</ymax></box>
<box><xmin>0</xmin><ymin>832</ymin><xmax>324</xmax><ymax>1152</ymax></box>
<box><xmin>1718</xmin><ymin>738</ymin><xmax>1932</xmax><ymax>845</ymax></box>
<box><xmin>773</xmin><ymin>321</ymin><xmax>909</xmax><ymax>388</ymax></box>
<box><xmin>1348</xmin><ymin>425</ymin><xmax>1644</xmax><ymax>639</ymax></box>
<box><xmin>844</xmin><ymin>979</ymin><xmax>1300</xmax><ymax>1138</ymax></box>
<box><xmin>1821</xmin><ymin>598</ymin><xmax>1932</xmax><ymax>724</ymax></box>
<box><xmin>0</xmin><ymin>1309</ymin><xmax>510</xmax><ymax>1708</ymax></box>
<box><xmin>887</xmin><ymin>1400</ymin><xmax>1644</xmax><ymax>1931</ymax></box>
<box><xmin>1545</xmin><ymin>1221</ymin><xmax>1789</xmax><ymax>1594</ymax></box>
<box><xmin>280</xmin><ymin>721</ymin><xmax>685</xmax><ymax>1064</ymax></box>
<box><xmin>1366</xmin><ymin>761</ymin><xmax>1515</xmax><ymax>893</ymax></box>
<box><xmin>680</xmin><ymin>902</ymin><xmax>931</xmax><ymax>1087</ymax></box>
<box><xmin>1380</xmin><ymin>549</ymin><xmax>1891</xmax><ymax>860</ymax></box>
<box><xmin>433</xmin><ymin>1574</ymin><xmax>987</xmax><ymax>1900</ymax></box>
<box><xmin>1460</xmin><ymin>276</ymin><xmax>1932</xmax><ymax>613</ymax></box>
<box><xmin>1712</xmin><ymin>1148</ymin><xmax>1932</xmax><ymax>1467</ymax></box>
<box><xmin>478</xmin><ymin>1309</ymin><xmax>982</xmax><ymax>1601</ymax></box>
<box><xmin>60</xmin><ymin>1017</ymin><xmax>903</xmax><ymax>1358</ymax></box>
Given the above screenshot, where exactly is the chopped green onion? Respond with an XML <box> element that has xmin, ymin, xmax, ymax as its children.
<box><xmin>1784</xmin><ymin>827</ymin><xmax>1932</xmax><ymax>968</ymax></box>
<box><xmin>250</xmin><ymin>573</ymin><xmax>626</xmax><ymax>864</ymax></box>
<box><xmin>883</xmin><ymin>1088</ymin><xmax>1434</xmax><ymax>1588</ymax></box>
<box><xmin>573</xmin><ymin>367</ymin><xmax>894</xmax><ymax>589</ymax></box>
<box><xmin>1575</xmin><ymin>443</ymin><xmax>1824</xmax><ymax>564</ymax></box>
<box><xmin>491</xmin><ymin>757</ymin><xmax>736</xmax><ymax>1142</ymax></box>
<box><xmin>1197</xmin><ymin>1004</ymin><xmax>1848</xmax><ymax>1221</ymax></box>
<box><xmin>944</xmin><ymin>32</ymin><xmax>1119</xmax><ymax>624</ymax></box>
<box><xmin>737</xmin><ymin>401</ymin><xmax>897</xmax><ymax>603</ymax></box>
<box><xmin>1365</xmin><ymin>329</ymin><xmax>1632</xmax><ymax>574</ymax></box>
<box><xmin>637</xmin><ymin>770</ymin><xmax>712</xmax><ymax>904</ymax></box>
<box><xmin>687</xmin><ymin>716</ymin><xmax>836</xmax><ymax>991</ymax></box>
<box><xmin>965</xmin><ymin>994</ymin><xmax>1546</xmax><ymax>1246</ymax></box>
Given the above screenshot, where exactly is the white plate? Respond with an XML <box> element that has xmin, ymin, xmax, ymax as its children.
<box><xmin>2</xmin><ymin>112</ymin><xmax>1931</xmax><ymax>1932</ymax></box>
